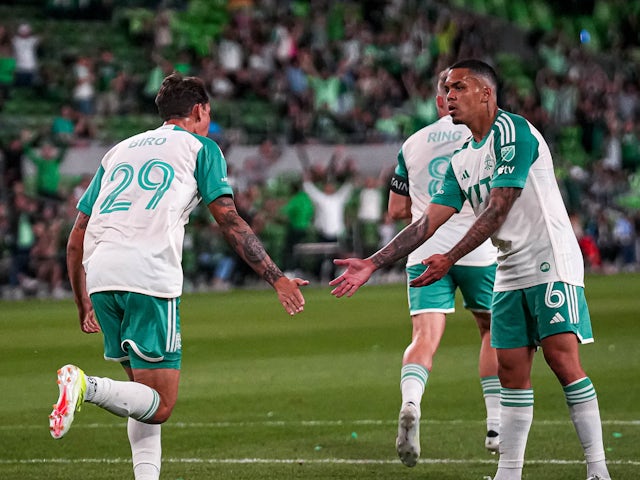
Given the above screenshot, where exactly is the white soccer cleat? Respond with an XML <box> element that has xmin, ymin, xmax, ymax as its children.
<box><xmin>586</xmin><ymin>475</ymin><xmax>611</xmax><ymax>480</ymax></box>
<box><xmin>485</xmin><ymin>429</ymin><xmax>499</xmax><ymax>454</ymax></box>
<box><xmin>49</xmin><ymin>364</ymin><xmax>87</xmax><ymax>439</ymax></box>
<box><xmin>396</xmin><ymin>402</ymin><xmax>420</xmax><ymax>467</ymax></box>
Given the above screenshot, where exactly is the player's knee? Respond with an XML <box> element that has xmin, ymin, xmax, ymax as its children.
<box><xmin>473</xmin><ymin>312</ymin><xmax>491</xmax><ymax>333</ymax></box>
<box><xmin>497</xmin><ymin>356</ymin><xmax>532</xmax><ymax>388</ymax></box>
<box><xmin>148</xmin><ymin>404</ymin><xmax>174</xmax><ymax>424</ymax></box>
<box><xmin>543</xmin><ymin>351</ymin><xmax>585</xmax><ymax>385</ymax></box>
<box><xmin>408</xmin><ymin>335</ymin><xmax>439</xmax><ymax>357</ymax></box>
<box><xmin>548</xmin><ymin>363</ymin><xmax>585</xmax><ymax>385</ymax></box>
<box><xmin>497</xmin><ymin>366</ymin><xmax>527</xmax><ymax>389</ymax></box>
<box><xmin>151</xmin><ymin>396</ymin><xmax>177</xmax><ymax>424</ymax></box>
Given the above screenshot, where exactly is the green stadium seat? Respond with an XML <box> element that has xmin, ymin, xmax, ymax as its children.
<box><xmin>528</xmin><ymin>0</ymin><xmax>554</xmax><ymax>31</ymax></box>
<box><xmin>450</xmin><ymin>0</ymin><xmax>469</xmax><ymax>10</ymax></box>
<box><xmin>469</xmin><ymin>0</ymin><xmax>488</xmax><ymax>16</ymax></box>
<box><xmin>507</xmin><ymin>0</ymin><xmax>531</xmax><ymax>30</ymax></box>
<box><xmin>485</xmin><ymin>0</ymin><xmax>507</xmax><ymax>17</ymax></box>
<box><xmin>557</xmin><ymin>126</ymin><xmax>590</xmax><ymax>168</ymax></box>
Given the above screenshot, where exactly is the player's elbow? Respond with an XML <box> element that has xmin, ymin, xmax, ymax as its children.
<box><xmin>387</xmin><ymin>208</ymin><xmax>408</xmax><ymax>221</ymax></box>
<box><xmin>66</xmin><ymin>233</ymin><xmax>83</xmax><ymax>257</ymax></box>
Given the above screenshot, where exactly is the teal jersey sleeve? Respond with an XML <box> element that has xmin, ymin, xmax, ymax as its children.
<box><xmin>394</xmin><ymin>149</ymin><xmax>408</xmax><ymax>178</ymax></box>
<box><xmin>390</xmin><ymin>148</ymin><xmax>410</xmax><ymax>196</ymax></box>
<box><xmin>77</xmin><ymin>165</ymin><xmax>106</xmax><ymax>215</ymax></box>
<box><xmin>430</xmin><ymin>162</ymin><xmax>465</xmax><ymax>212</ymax></box>
<box><xmin>490</xmin><ymin>112</ymin><xmax>538</xmax><ymax>189</ymax></box>
<box><xmin>193</xmin><ymin>136</ymin><xmax>234</xmax><ymax>204</ymax></box>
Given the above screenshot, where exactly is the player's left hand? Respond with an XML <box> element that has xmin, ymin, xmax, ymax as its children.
<box><xmin>274</xmin><ymin>276</ymin><xmax>309</xmax><ymax>315</ymax></box>
<box><xmin>410</xmin><ymin>254</ymin><xmax>454</xmax><ymax>287</ymax></box>
<box><xmin>79</xmin><ymin>308</ymin><xmax>101</xmax><ymax>334</ymax></box>
<box><xmin>329</xmin><ymin>258</ymin><xmax>375</xmax><ymax>298</ymax></box>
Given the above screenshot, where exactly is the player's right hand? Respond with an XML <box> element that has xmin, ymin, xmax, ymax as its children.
<box><xmin>274</xmin><ymin>276</ymin><xmax>309</xmax><ymax>315</ymax></box>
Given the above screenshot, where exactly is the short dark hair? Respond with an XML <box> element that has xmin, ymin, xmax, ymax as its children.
<box><xmin>155</xmin><ymin>72</ymin><xmax>209</xmax><ymax>121</ymax></box>
<box><xmin>449</xmin><ymin>59</ymin><xmax>499</xmax><ymax>91</ymax></box>
<box><xmin>436</xmin><ymin>69</ymin><xmax>449</xmax><ymax>95</ymax></box>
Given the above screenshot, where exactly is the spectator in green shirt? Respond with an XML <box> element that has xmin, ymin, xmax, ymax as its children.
<box><xmin>0</xmin><ymin>24</ymin><xmax>15</xmax><ymax>110</ymax></box>
<box><xmin>26</xmin><ymin>140</ymin><xmax>67</xmax><ymax>201</ymax></box>
<box><xmin>622</xmin><ymin>119</ymin><xmax>640</xmax><ymax>172</ymax></box>
<box><xmin>281</xmin><ymin>178</ymin><xmax>315</xmax><ymax>272</ymax></box>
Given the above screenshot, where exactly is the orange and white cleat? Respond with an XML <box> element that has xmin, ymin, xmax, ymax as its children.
<box><xmin>49</xmin><ymin>364</ymin><xmax>87</xmax><ymax>439</ymax></box>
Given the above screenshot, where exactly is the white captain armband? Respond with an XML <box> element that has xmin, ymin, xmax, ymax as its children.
<box><xmin>389</xmin><ymin>173</ymin><xmax>409</xmax><ymax>196</ymax></box>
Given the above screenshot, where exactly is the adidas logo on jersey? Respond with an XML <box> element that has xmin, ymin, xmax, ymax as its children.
<box><xmin>461</xmin><ymin>170</ymin><xmax>470</xmax><ymax>180</ymax></box>
<box><xmin>550</xmin><ymin>313</ymin><xmax>566</xmax><ymax>324</ymax></box>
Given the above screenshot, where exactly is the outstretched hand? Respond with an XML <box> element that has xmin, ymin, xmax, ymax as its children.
<box><xmin>409</xmin><ymin>253</ymin><xmax>453</xmax><ymax>287</ymax></box>
<box><xmin>274</xmin><ymin>276</ymin><xmax>309</xmax><ymax>315</ymax></box>
<box><xmin>329</xmin><ymin>258</ymin><xmax>375</xmax><ymax>298</ymax></box>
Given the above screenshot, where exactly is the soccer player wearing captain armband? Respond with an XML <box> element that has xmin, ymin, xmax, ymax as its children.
<box><xmin>387</xmin><ymin>69</ymin><xmax>500</xmax><ymax>467</ymax></box>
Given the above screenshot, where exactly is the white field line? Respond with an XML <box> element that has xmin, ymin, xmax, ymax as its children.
<box><xmin>2</xmin><ymin>418</ymin><xmax>639</xmax><ymax>431</ymax></box>
<box><xmin>0</xmin><ymin>458</ymin><xmax>639</xmax><ymax>466</ymax></box>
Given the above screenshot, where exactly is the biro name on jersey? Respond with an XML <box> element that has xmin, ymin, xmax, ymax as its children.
<box><xmin>128</xmin><ymin>137</ymin><xmax>168</xmax><ymax>148</ymax></box>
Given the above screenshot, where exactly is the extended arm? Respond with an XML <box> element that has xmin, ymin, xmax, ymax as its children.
<box><xmin>410</xmin><ymin>186</ymin><xmax>521</xmax><ymax>287</ymax></box>
<box><xmin>208</xmin><ymin>195</ymin><xmax>308</xmax><ymax>315</ymax></box>
<box><xmin>66</xmin><ymin>212</ymin><xmax>101</xmax><ymax>333</ymax></box>
<box><xmin>448</xmin><ymin>187</ymin><xmax>520</xmax><ymax>263</ymax></box>
<box><xmin>330</xmin><ymin>202</ymin><xmax>456</xmax><ymax>297</ymax></box>
<box><xmin>371</xmin><ymin>207</ymin><xmax>441</xmax><ymax>268</ymax></box>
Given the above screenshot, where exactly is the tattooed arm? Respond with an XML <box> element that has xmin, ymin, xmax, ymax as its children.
<box><xmin>208</xmin><ymin>195</ymin><xmax>284</xmax><ymax>285</ymax></box>
<box><xmin>67</xmin><ymin>212</ymin><xmax>100</xmax><ymax>333</ymax></box>
<box><xmin>369</xmin><ymin>213</ymin><xmax>431</xmax><ymax>269</ymax></box>
<box><xmin>208</xmin><ymin>196</ymin><xmax>308</xmax><ymax>315</ymax></box>
<box><xmin>330</xmin><ymin>203</ymin><xmax>456</xmax><ymax>298</ymax></box>
<box><xmin>447</xmin><ymin>187</ymin><xmax>520</xmax><ymax>263</ymax></box>
<box><xmin>410</xmin><ymin>187</ymin><xmax>521</xmax><ymax>288</ymax></box>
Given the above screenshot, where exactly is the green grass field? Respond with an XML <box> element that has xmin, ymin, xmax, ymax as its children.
<box><xmin>1</xmin><ymin>274</ymin><xmax>639</xmax><ymax>480</ymax></box>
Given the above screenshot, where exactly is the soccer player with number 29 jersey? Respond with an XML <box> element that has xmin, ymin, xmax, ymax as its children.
<box><xmin>50</xmin><ymin>73</ymin><xmax>307</xmax><ymax>480</ymax></box>
<box><xmin>330</xmin><ymin>60</ymin><xmax>610</xmax><ymax>480</ymax></box>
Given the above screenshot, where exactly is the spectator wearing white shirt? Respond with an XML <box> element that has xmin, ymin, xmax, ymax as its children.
<box><xmin>12</xmin><ymin>23</ymin><xmax>39</xmax><ymax>87</ymax></box>
<box><xmin>303</xmin><ymin>174</ymin><xmax>353</xmax><ymax>244</ymax></box>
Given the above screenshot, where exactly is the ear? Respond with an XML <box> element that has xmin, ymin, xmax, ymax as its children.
<box><xmin>481</xmin><ymin>86</ymin><xmax>492</xmax><ymax>103</ymax></box>
<box><xmin>191</xmin><ymin>103</ymin><xmax>203</xmax><ymax>122</ymax></box>
<box><xmin>436</xmin><ymin>95</ymin><xmax>445</xmax><ymax>110</ymax></box>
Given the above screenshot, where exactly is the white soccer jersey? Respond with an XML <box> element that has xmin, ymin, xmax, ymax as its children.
<box><xmin>395</xmin><ymin>115</ymin><xmax>497</xmax><ymax>267</ymax></box>
<box><xmin>432</xmin><ymin>110</ymin><xmax>584</xmax><ymax>291</ymax></box>
<box><xmin>78</xmin><ymin>124</ymin><xmax>233</xmax><ymax>298</ymax></box>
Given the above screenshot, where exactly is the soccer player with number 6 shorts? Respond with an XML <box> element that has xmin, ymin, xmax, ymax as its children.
<box><xmin>330</xmin><ymin>59</ymin><xmax>610</xmax><ymax>480</ymax></box>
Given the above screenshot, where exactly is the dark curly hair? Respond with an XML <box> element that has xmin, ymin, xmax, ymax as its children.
<box><xmin>155</xmin><ymin>72</ymin><xmax>209</xmax><ymax>121</ymax></box>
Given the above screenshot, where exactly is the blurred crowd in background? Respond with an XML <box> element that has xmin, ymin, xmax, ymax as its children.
<box><xmin>0</xmin><ymin>0</ymin><xmax>639</xmax><ymax>300</ymax></box>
